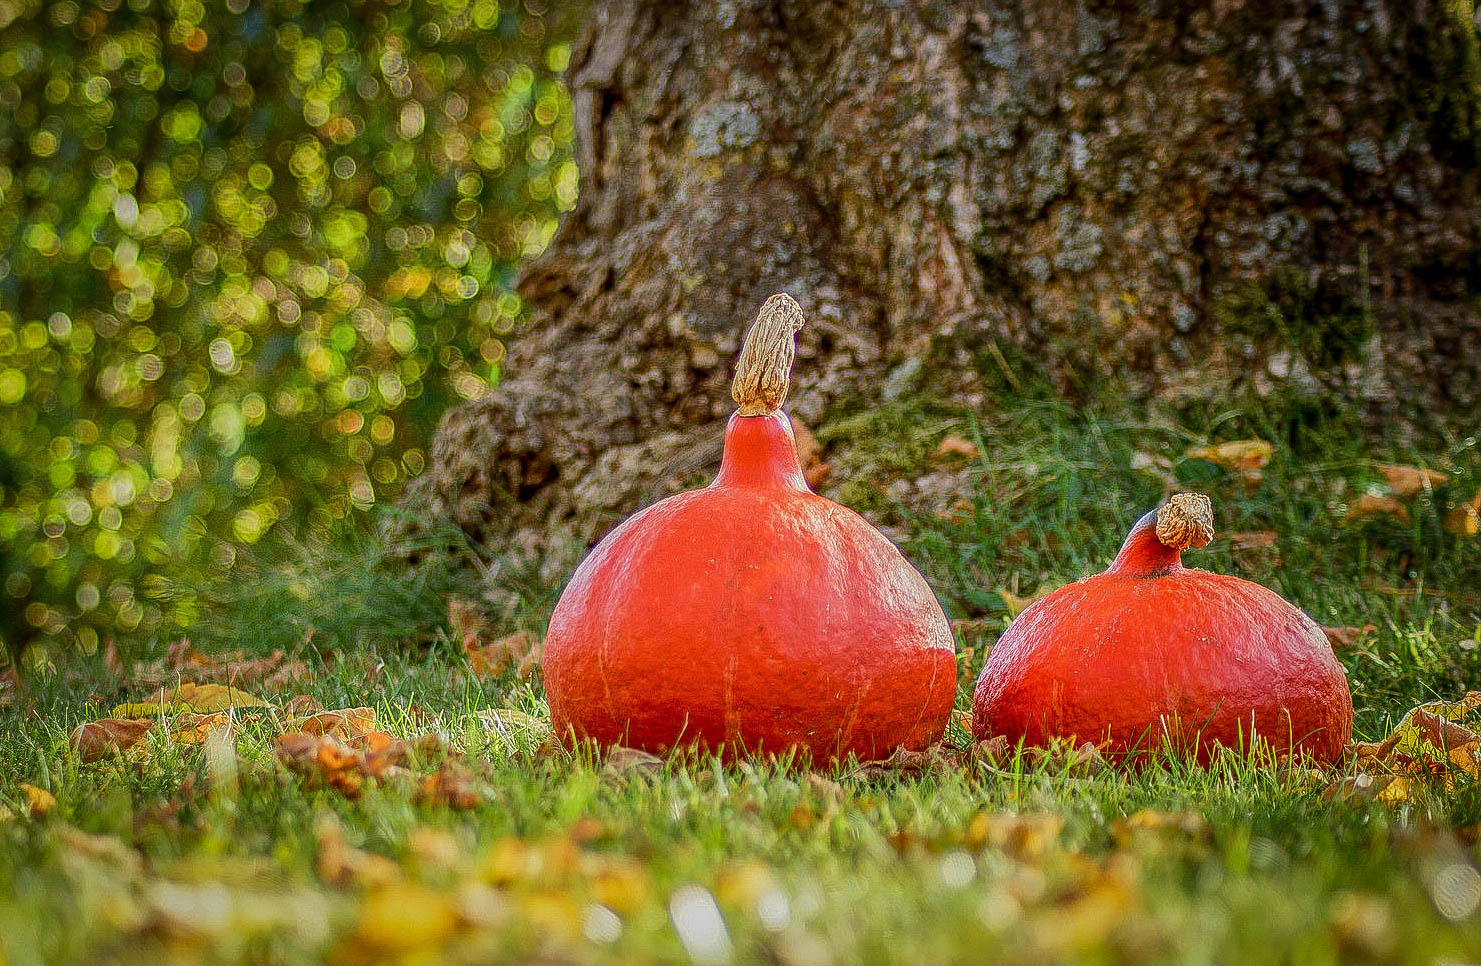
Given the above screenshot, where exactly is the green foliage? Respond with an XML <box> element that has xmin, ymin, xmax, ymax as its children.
<box><xmin>0</xmin><ymin>0</ymin><xmax>577</xmax><ymax>661</ymax></box>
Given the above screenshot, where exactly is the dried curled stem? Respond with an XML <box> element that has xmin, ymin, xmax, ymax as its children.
<box><xmin>1155</xmin><ymin>492</ymin><xmax>1215</xmax><ymax>551</ymax></box>
<box><xmin>731</xmin><ymin>293</ymin><xmax>805</xmax><ymax>416</ymax></box>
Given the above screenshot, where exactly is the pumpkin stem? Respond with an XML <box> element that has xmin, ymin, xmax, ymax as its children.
<box><xmin>1108</xmin><ymin>492</ymin><xmax>1214</xmax><ymax>576</ymax></box>
<box><xmin>732</xmin><ymin>293</ymin><xmax>805</xmax><ymax>416</ymax></box>
<box><xmin>1155</xmin><ymin>492</ymin><xmax>1215</xmax><ymax>551</ymax></box>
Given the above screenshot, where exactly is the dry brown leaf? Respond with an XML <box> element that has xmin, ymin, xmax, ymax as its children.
<box><xmin>603</xmin><ymin>746</ymin><xmax>663</xmax><ymax>777</ymax></box>
<box><xmin>1377</xmin><ymin>464</ymin><xmax>1450</xmax><ymax>499</ymax></box>
<box><xmin>17</xmin><ymin>783</ymin><xmax>55</xmax><ymax>817</ymax></box>
<box><xmin>1345</xmin><ymin>493</ymin><xmax>1411</xmax><ymax>525</ymax></box>
<box><xmin>971</xmin><ymin>735</ymin><xmax>1012</xmax><ymax>767</ymax></box>
<box><xmin>70</xmin><ymin>717</ymin><xmax>154</xmax><ymax>762</ymax></box>
<box><xmin>934</xmin><ymin>435</ymin><xmax>981</xmax><ymax>460</ymax></box>
<box><xmin>1445</xmin><ymin>490</ymin><xmax>1481</xmax><ymax>538</ymax></box>
<box><xmin>1323</xmin><ymin>624</ymin><xmax>1378</xmax><ymax>651</ymax></box>
<box><xmin>287</xmin><ymin>707</ymin><xmax>377</xmax><ymax>740</ymax></box>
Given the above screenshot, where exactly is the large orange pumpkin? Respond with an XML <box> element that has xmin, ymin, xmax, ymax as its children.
<box><xmin>972</xmin><ymin>494</ymin><xmax>1352</xmax><ymax>764</ymax></box>
<box><xmin>543</xmin><ymin>294</ymin><xmax>956</xmax><ymax>760</ymax></box>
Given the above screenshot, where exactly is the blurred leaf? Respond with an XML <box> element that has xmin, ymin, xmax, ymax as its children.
<box><xmin>1345</xmin><ymin>493</ymin><xmax>1411</xmax><ymax>525</ymax></box>
<box><xmin>1377</xmin><ymin>464</ymin><xmax>1450</xmax><ymax>499</ymax></box>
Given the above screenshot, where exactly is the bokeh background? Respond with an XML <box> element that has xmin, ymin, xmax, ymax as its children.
<box><xmin>0</xmin><ymin>0</ymin><xmax>576</xmax><ymax>662</ymax></box>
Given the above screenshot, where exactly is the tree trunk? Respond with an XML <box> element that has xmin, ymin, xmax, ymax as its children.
<box><xmin>406</xmin><ymin>0</ymin><xmax>1481</xmax><ymax>567</ymax></box>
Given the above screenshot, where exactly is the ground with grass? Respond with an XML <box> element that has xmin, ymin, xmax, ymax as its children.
<box><xmin>2</xmin><ymin>393</ymin><xmax>1480</xmax><ymax>965</ymax></box>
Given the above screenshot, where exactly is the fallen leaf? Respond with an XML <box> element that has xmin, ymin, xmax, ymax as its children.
<box><xmin>17</xmin><ymin>783</ymin><xmax>55</xmax><ymax>817</ymax></box>
<box><xmin>1345</xmin><ymin>493</ymin><xmax>1411</xmax><ymax>525</ymax></box>
<box><xmin>471</xmin><ymin>708</ymin><xmax>552</xmax><ymax>754</ymax></box>
<box><xmin>934</xmin><ymin>435</ymin><xmax>981</xmax><ymax>460</ymax></box>
<box><xmin>1187</xmin><ymin>440</ymin><xmax>1273</xmax><ymax>473</ymax></box>
<box><xmin>782</xmin><ymin>419</ymin><xmax>831</xmax><ymax>488</ymax></box>
<box><xmin>286</xmin><ymin>707</ymin><xmax>377</xmax><ymax>740</ymax></box>
<box><xmin>1227</xmin><ymin>531</ymin><xmax>1278</xmax><ymax>550</ymax></box>
<box><xmin>281</xmin><ymin>694</ymin><xmax>323</xmax><ymax>718</ymax></box>
<box><xmin>70</xmin><ymin>718</ymin><xmax>154</xmax><ymax>761</ymax></box>
<box><xmin>964</xmin><ymin>811</ymin><xmax>1063</xmax><ymax>858</ymax></box>
<box><xmin>971</xmin><ymin>735</ymin><xmax>1012</xmax><ymax>767</ymax></box>
<box><xmin>1377</xmin><ymin>464</ymin><xmax>1450</xmax><ymax>499</ymax></box>
<box><xmin>1323</xmin><ymin>625</ymin><xmax>1378</xmax><ymax>650</ymax></box>
<box><xmin>603</xmin><ymin>746</ymin><xmax>663</xmax><ymax>778</ymax></box>
<box><xmin>466</xmin><ymin>630</ymin><xmax>541</xmax><ymax>679</ymax></box>
<box><xmin>1445</xmin><ymin>490</ymin><xmax>1481</xmax><ymax>538</ymax></box>
<box><xmin>349</xmin><ymin>884</ymin><xmax>459</xmax><ymax>954</ymax></box>
<box><xmin>417</xmin><ymin>764</ymin><xmax>482</xmax><ymax>809</ymax></box>
<box><xmin>113</xmin><ymin>682</ymin><xmax>269</xmax><ymax>717</ymax></box>
<box><xmin>316</xmin><ymin>818</ymin><xmax>402</xmax><ymax>888</ymax></box>
<box><xmin>1111</xmin><ymin>809</ymin><xmax>1207</xmax><ymax>847</ymax></box>
<box><xmin>165</xmin><ymin>711</ymin><xmax>234</xmax><ymax>746</ymax></box>
<box><xmin>1187</xmin><ymin>440</ymin><xmax>1273</xmax><ymax>487</ymax></box>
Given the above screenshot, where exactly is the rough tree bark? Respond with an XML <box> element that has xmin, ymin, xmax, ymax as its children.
<box><xmin>406</xmin><ymin>0</ymin><xmax>1481</xmax><ymax>567</ymax></box>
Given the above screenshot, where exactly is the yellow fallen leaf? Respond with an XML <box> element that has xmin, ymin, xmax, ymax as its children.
<box><xmin>1377</xmin><ymin>464</ymin><xmax>1450</xmax><ymax>499</ymax></box>
<box><xmin>114</xmin><ymin>682</ymin><xmax>269</xmax><ymax>717</ymax></box>
<box><xmin>18</xmin><ymin>783</ymin><xmax>55</xmax><ymax>817</ymax></box>
<box><xmin>1445</xmin><ymin>490</ymin><xmax>1481</xmax><ymax>538</ymax></box>
<box><xmin>351</xmin><ymin>884</ymin><xmax>459</xmax><ymax>953</ymax></box>
<box><xmin>1187</xmin><ymin>440</ymin><xmax>1273</xmax><ymax>472</ymax></box>
<box><xmin>1376</xmin><ymin>776</ymin><xmax>1411</xmax><ymax>805</ymax></box>
<box><xmin>471</xmin><ymin>708</ymin><xmax>552</xmax><ymax>754</ymax></box>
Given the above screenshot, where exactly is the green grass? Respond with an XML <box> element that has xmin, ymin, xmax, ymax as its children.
<box><xmin>2</xmin><ymin>391</ymin><xmax>1480</xmax><ymax>964</ymax></box>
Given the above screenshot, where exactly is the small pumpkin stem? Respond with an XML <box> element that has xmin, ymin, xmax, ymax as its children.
<box><xmin>1155</xmin><ymin>493</ymin><xmax>1215</xmax><ymax>551</ymax></box>
<box><xmin>732</xmin><ymin>293</ymin><xmax>805</xmax><ymax>416</ymax></box>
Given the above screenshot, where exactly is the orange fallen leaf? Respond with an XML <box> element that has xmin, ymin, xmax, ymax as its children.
<box><xmin>934</xmin><ymin>435</ymin><xmax>981</xmax><ymax>460</ymax></box>
<box><xmin>1378</xmin><ymin>464</ymin><xmax>1450</xmax><ymax>499</ymax></box>
<box><xmin>70</xmin><ymin>718</ymin><xmax>154</xmax><ymax>762</ymax></box>
<box><xmin>1323</xmin><ymin>624</ymin><xmax>1378</xmax><ymax>650</ymax></box>
<box><xmin>1345</xmin><ymin>493</ymin><xmax>1410</xmax><ymax>524</ymax></box>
